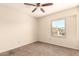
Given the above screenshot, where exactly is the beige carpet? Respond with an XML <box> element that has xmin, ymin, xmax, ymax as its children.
<box><xmin>0</xmin><ymin>42</ymin><xmax>79</xmax><ymax>56</ymax></box>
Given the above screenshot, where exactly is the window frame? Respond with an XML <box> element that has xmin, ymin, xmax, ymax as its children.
<box><xmin>51</xmin><ymin>18</ymin><xmax>66</xmax><ymax>38</ymax></box>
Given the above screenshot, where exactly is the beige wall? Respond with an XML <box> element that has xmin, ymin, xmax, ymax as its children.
<box><xmin>76</xmin><ymin>6</ymin><xmax>79</xmax><ymax>48</ymax></box>
<box><xmin>38</xmin><ymin>6</ymin><xmax>79</xmax><ymax>50</ymax></box>
<box><xmin>0</xmin><ymin>5</ymin><xmax>37</xmax><ymax>53</ymax></box>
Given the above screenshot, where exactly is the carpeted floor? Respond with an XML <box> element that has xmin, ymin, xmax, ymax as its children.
<box><xmin>0</xmin><ymin>41</ymin><xmax>79</xmax><ymax>56</ymax></box>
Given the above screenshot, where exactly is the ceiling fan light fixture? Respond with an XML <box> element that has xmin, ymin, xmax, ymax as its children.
<box><xmin>24</xmin><ymin>3</ymin><xmax>53</xmax><ymax>13</ymax></box>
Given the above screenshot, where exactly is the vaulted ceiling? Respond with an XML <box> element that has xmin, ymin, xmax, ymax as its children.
<box><xmin>0</xmin><ymin>0</ymin><xmax>79</xmax><ymax>18</ymax></box>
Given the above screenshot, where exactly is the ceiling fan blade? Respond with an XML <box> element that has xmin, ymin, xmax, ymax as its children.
<box><xmin>24</xmin><ymin>3</ymin><xmax>36</xmax><ymax>6</ymax></box>
<box><xmin>40</xmin><ymin>8</ymin><xmax>45</xmax><ymax>13</ymax></box>
<box><xmin>32</xmin><ymin>8</ymin><xmax>37</xmax><ymax>12</ymax></box>
<box><xmin>42</xmin><ymin>3</ymin><xmax>53</xmax><ymax>6</ymax></box>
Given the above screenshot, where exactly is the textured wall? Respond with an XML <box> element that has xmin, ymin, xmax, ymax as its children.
<box><xmin>38</xmin><ymin>6</ymin><xmax>79</xmax><ymax>50</ymax></box>
<box><xmin>0</xmin><ymin>5</ymin><xmax>37</xmax><ymax>53</ymax></box>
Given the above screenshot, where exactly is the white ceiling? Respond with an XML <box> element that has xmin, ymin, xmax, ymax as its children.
<box><xmin>0</xmin><ymin>0</ymin><xmax>79</xmax><ymax>18</ymax></box>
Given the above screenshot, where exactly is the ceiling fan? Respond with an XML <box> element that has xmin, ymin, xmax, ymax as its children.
<box><xmin>24</xmin><ymin>3</ymin><xmax>53</xmax><ymax>13</ymax></box>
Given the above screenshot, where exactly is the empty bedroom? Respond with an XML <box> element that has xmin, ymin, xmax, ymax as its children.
<box><xmin>0</xmin><ymin>0</ymin><xmax>79</xmax><ymax>56</ymax></box>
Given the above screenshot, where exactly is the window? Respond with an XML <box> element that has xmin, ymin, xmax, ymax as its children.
<box><xmin>51</xmin><ymin>18</ymin><xmax>65</xmax><ymax>37</ymax></box>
